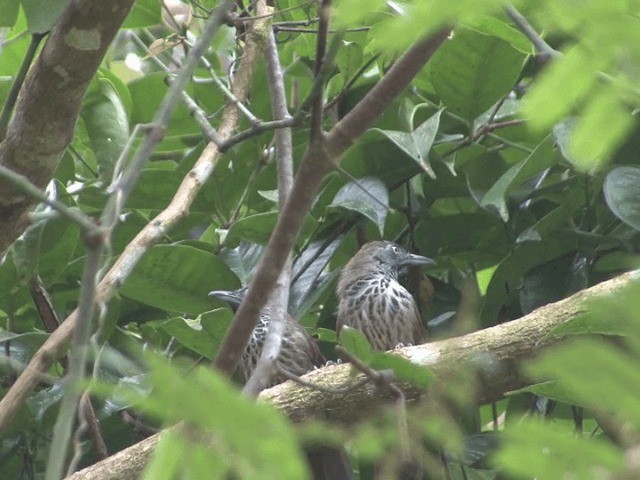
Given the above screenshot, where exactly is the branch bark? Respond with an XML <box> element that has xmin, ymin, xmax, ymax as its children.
<box><xmin>0</xmin><ymin>1</ymin><xmax>259</xmax><ymax>433</ymax></box>
<box><xmin>66</xmin><ymin>271</ymin><xmax>638</xmax><ymax>480</ymax></box>
<box><xmin>0</xmin><ymin>0</ymin><xmax>136</xmax><ymax>253</ymax></box>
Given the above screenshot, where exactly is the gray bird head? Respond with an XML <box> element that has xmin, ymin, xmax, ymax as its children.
<box><xmin>343</xmin><ymin>241</ymin><xmax>434</xmax><ymax>280</ymax></box>
<box><xmin>208</xmin><ymin>287</ymin><xmax>248</xmax><ymax>311</ymax></box>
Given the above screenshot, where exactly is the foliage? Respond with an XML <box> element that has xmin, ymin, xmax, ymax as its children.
<box><xmin>0</xmin><ymin>0</ymin><xmax>640</xmax><ymax>479</ymax></box>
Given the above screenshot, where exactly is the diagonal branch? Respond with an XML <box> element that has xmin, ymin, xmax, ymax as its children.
<box><xmin>213</xmin><ymin>27</ymin><xmax>452</xmax><ymax>378</ymax></box>
<box><xmin>0</xmin><ymin>0</ymin><xmax>136</xmax><ymax>253</ymax></box>
<box><xmin>0</xmin><ymin>0</ymin><xmax>259</xmax><ymax>433</ymax></box>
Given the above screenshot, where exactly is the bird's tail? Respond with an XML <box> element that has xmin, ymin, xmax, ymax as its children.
<box><xmin>306</xmin><ymin>446</ymin><xmax>353</xmax><ymax>480</ymax></box>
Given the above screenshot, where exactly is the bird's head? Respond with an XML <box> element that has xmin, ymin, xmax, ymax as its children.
<box><xmin>347</xmin><ymin>241</ymin><xmax>434</xmax><ymax>278</ymax></box>
<box><xmin>208</xmin><ymin>286</ymin><xmax>248</xmax><ymax>311</ymax></box>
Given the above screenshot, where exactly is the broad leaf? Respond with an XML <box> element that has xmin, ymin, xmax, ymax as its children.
<box><xmin>431</xmin><ymin>28</ymin><xmax>526</xmax><ymax>121</ymax></box>
<box><xmin>604</xmin><ymin>166</ymin><xmax>640</xmax><ymax>231</ymax></box>
<box><xmin>329</xmin><ymin>177</ymin><xmax>388</xmax><ymax>235</ymax></box>
<box><xmin>121</xmin><ymin>245</ymin><xmax>239</xmax><ymax>315</ymax></box>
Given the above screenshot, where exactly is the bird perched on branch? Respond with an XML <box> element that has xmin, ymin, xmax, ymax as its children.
<box><xmin>337</xmin><ymin>241</ymin><xmax>434</xmax><ymax>479</ymax></box>
<box><xmin>337</xmin><ymin>241</ymin><xmax>434</xmax><ymax>350</ymax></box>
<box><xmin>208</xmin><ymin>287</ymin><xmax>324</xmax><ymax>387</ymax></box>
<box><xmin>209</xmin><ymin>287</ymin><xmax>353</xmax><ymax>480</ymax></box>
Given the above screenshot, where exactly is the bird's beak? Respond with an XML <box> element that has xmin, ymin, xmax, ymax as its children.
<box><xmin>208</xmin><ymin>289</ymin><xmax>242</xmax><ymax>307</ymax></box>
<box><xmin>399</xmin><ymin>253</ymin><xmax>435</xmax><ymax>268</ymax></box>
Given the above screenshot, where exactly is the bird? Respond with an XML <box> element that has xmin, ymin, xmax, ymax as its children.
<box><xmin>337</xmin><ymin>240</ymin><xmax>434</xmax><ymax>351</ymax></box>
<box><xmin>208</xmin><ymin>287</ymin><xmax>325</xmax><ymax>387</ymax></box>
<box><xmin>336</xmin><ymin>241</ymin><xmax>434</xmax><ymax>479</ymax></box>
<box><xmin>209</xmin><ymin>287</ymin><xmax>353</xmax><ymax>480</ymax></box>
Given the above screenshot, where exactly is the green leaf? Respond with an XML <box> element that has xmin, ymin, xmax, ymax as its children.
<box><xmin>158</xmin><ymin>309</ymin><xmax>233</xmax><ymax>360</ymax></box>
<box><xmin>604</xmin><ymin>166</ymin><xmax>640</xmax><ymax>231</ymax></box>
<box><xmin>568</xmin><ymin>85</ymin><xmax>634</xmax><ymax>172</ymax></box>
<box><xmin>81</xmin><ymin>77</ymin><xmax>130</xmax><ymax>183</ymax></box>
<box><xmin>526</xmin><ymin>338</ymin><xmax>640</xmax><ymax>429</ymax></box>
<box><xmin>480</xmin><ymin>136</ymin><xmax>556</xmax><ymax>221</ymax></box>
<box><xmin>519</xmin><ymin>253</ymin><xmax>588</xmax><ymax>315</ymax></box>
<box><xmin>370</xmin><ymin>352</ymin><xmax>434</xmax><ymax>389</ymax></box>
<box><xmin>431</xmin><ymin>28</ymin><xmax>526</xmax><ymax>121</ymax></box>
<box><xmin>551</xmin><ymin>277</ymin><xmax>640</xmax><ymax>337</ymax></box>
<box><xmin>336</xmin><ymin>41</ymin><xmax>363</xmax><ymax>83</ymax></box>
<box><xmin>122</xmin><ymin>0</ymin><xmax>162</xmax><ymax>28</ymax></box>
<box><xmin>516</xmin><ymin>206</ymin><xmax>570</xmax><ymax>243</ymax></box>
<box><xmin>94</xmin><ymin>355</ymin><xmax>309</xmax><ymax>480</ymax></box>
<box><xmin>218</xmin><ymin>242</ymin><xmax>263</xmax><ymax>286</ymax></box>
<box><xmin>339</xmin><ymin>326</ymin><xmax>373</xmax><ymax>363</ymax></box>
<box><xmin>226</xmin><ymin>212</ymin><xmax>318</xmax><ymax>247</ymax></box>
<box><xmin>329</xmin><ymin>177</ymin><xmax>388</xmax><ymax>235</ymax></box>
<box><xmin>495</xmin><ymin>420</ymin><xmax>624</xmax><ymax>479</ymax></box>
<box><xmin>523</xmin><ymin>43</ymin><xmax>606</xmax><ymax>132</ymax></box>
<box><xmin>120</xmin><ymin>245</ymin><xmax>240</xmax><ymax>316</ymax></box>
<box><xmin>371</xmin><ymin>110</ymin><xmax>442</xmax><ymax>178</ymax></box>
<box><xmin>0</xmin><ymin>0</ymin><xmax>19</xmax><ymax>27</ymax></box>
<box><xmin>467</xmin><ymin>16</ymin><xmax>534</xmax><ymax>54</ymax></box>
<box><xmin>480</xmin><ymin>234</ymin><xmax>578</xmax><ymax>326</ymax></box>
<box><xmin>21</xmin><ymin>0</ymin><xmax>67</xmax><ymax>33</ymax></box>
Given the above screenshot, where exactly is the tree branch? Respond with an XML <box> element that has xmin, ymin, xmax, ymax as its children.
<box><xmin>0</xmin><ymin>0</ymin><xmax>252</xmax><ymax>434</ymax></box>
<box><xmin>243</xmin><ymin>1</ymin><xmax>295</xmax><ymax>396</ymax></box>
<box><xmin>0</xmin><ymin>0</ymin><xmax>136</xmax><ymax>253</ymax></box>
<box><xmin>68</xmin><ymin>271</ymin><xmax>638</xmax><ymax>480</ymax></box>
<box><xmin>213</xmin><ymin>26</ymin><xmax>452</xmax><ymax>378</ymax></box>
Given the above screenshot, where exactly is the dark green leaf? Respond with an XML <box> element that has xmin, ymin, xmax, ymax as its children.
<box><xmin>480</xmin><ymin>136</ymin><xmax>556</xmax><ymax>221</ymax></box>
<box><xmin>370</xmin><ymin>352</ymin><xmax>433</xmax><ymax>389</ymax></box>
<box><xmin>371</xmin><ymin>110</ymin><xmax>442</xmax><ymax>178</ymax></box>
<box><xmin>519</xmin><ymin>253</ymin><xmax>588</xmax><ymax>314</ymax></box>
<box><xmin>120</xmin><ymin>245</ymin><xmax>239</xmax><ymax>316</ymax></box>
<box><xmin>226</xmin><ymin>212</ymin><xmax>317</xmax><ymax>247</ymax></box>
<box><xmin>431</xmin><ymin>28</ymin><xmax>526</xmax><ymax>121</ymax></box>
<box><xmin>329</xmin><ymin>177</ymin><xmax>388</xmax><ymax>235</ymax></box>
<box><xmin>219</xmin><ymin>242</ymin><xmax>263</xmax><ymax>285</ymax></box>
<box><xmin>0</xmin><ymin>0</ymin><xmax>19</xmax><ymax>27</ymax></box>
<box><xmin>159</xmin><ymin>309</ymin><xmax>232</xmax><ymax>360</ymax></box>
<box><xmin>339</xmin><ymin>326</ymin><xmax>373</xmax><ymax>363</ymax></box>
<box><xmin>21</xmin><ymin>0</ymin><xmax>67</xmax><ymax>33</ymax></box>
<box><xmin>604</xmin><ymin>166</ymin><xmax>640</xmax><ymax>231</ymax></box>
<box><xmin>122</xmin><ymin>0</ymin><xmax>161</xmax><ymax>28</ymax></box>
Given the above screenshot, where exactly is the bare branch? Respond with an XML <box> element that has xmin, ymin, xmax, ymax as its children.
<box><xmin>213</xmin><ymin>27</ymin><xmax>452</xmax><ymax>378</ymax></box>
<box><xmin>504</xmin><ymin>5</ymin><xmax>559</xmax><ymax>59</ymax></box>
<box><xmin>0</xmin><ymin>0</ymin><xmax>245</xmax><ymax>434</ymax></box>
<box><xmin>243</xmin><ymin>1</ymin><xmax>295</xmax><ymax>397</ymax></box>
<box><xmin>0</xmin><ymin>0</ymin><xmax>136</xmax><ymax>253</ymax></box>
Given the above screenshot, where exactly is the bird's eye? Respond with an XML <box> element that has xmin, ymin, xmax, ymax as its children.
<box><xmin>391</xmin><ymin>245</ymin><xmax>399</xmax><ymax>254</ymax></box>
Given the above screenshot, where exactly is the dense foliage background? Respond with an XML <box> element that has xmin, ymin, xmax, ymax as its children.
<box><xmin>1</xmin><ymin>0</ymin><xmax>640</xmax><ymax>479</ymax></box>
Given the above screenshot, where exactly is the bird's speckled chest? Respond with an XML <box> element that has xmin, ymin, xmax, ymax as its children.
<box><xmin>339</xmin><ymin>272</ymin><xmax>422</xmax><ymax>350</ymax></box>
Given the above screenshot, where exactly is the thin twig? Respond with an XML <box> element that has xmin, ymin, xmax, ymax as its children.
<box><xmin>504</xmin><ymin>5</ymin><xmax>559</xmax><ymax>59</ymax></box>
<box><xmin>45</xmin><ymin>234</ymin><xmax>104</xmax><ymax>480</ymax></box>
<box><xmin>213</xmin><ymin>28</ymin><xmax>452</xmax><ymax>378</ymax></box>
<box><xmin>0</xmin><ymin>165</ymin><xmax>100</xmax><ymax>235</ymax></box>
<box><xmin>180</xmin><ymin>91</ymin><xmax>223</xmax><ymax>143</ymax></box>
<box><xmin>0</xmin><ymin>0</ymin><xmax>238</xmax><ymax>436</ymax></box>
<box><xmin>276</xmin><ymin>364</ymin><xmax>373</xmax><ymax>394</ymax></box>
<box><xmin>335</xmin><ymin>346</ymin><xmax>395</xmax><ymax>388</ymax></box>
<box><xmin>309</xmin><ymin>0</ymin><xmax>331</xmax><ymax>141</ymax></box>
<box><xmin>218</xmin><ymin>118</ymin><xmax>297</xmax><ymax>151</ymax></box>
<box><xmin>243</xmin><ymin>1</ymin><xmax>294</xmax><ymax>397</ymax></box>
<box><xmin>105</xmin><ymin>0</ymin><xmax>236</xmax><ymax>227</ymax></box>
